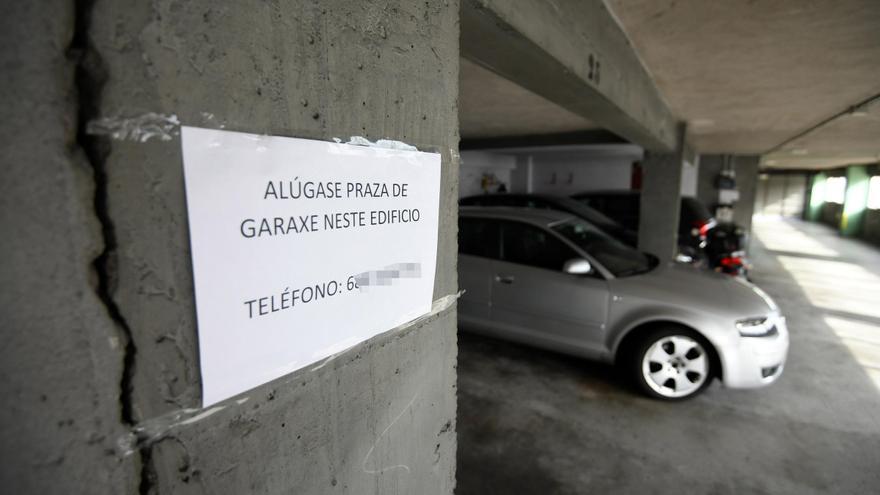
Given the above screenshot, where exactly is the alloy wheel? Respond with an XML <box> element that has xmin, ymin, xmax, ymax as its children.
<box><xmin>640</xmin><ymin>335</ymin><xmax>709</xmax><ymax>399</ymax></box>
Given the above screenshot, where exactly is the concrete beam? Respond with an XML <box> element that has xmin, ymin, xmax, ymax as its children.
<box><xmin>461</xmin><ymin>0</ymin><xmax>678</xmax><ymax>151</ymax></box>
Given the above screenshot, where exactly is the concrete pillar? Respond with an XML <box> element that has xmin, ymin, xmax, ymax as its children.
<box><xmin>638</xmin><ymin>125</ymin><xmax>687</xmax><ymax>260</ymax></box>
<box><xmin>696</xmin><ymin>154</ymin><xmax>759</xmax><ymax>235</ymax></box>
<box><xmin>733</xmin><ymin>155</ymin><xmax>760</xmax><ymax>235</ymax></box>
<box><xmin>2</xmin><ymin>1</ymin><xmax>459</xmax><ymax>493</ymax></box>
<box><xmin>807</xmin><ymin>172</ymin><xmax>828</xmax><ymax>222</ymax></box>
<box><xmin>842</xmin><ymin>165</ymin><xmax>871</xmax><ymax>237</ymax></box>
<box><xmin>695</xmin><ymin>155</ymin><xmax>724</xmax><ymax>208</ymax></box>
<box><xmin>1</xmin><ymin>2</ymin><xmax>136</xmax><ymax>492</ymax></box>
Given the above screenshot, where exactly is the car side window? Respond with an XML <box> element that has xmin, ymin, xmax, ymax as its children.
<box><xmin>500</xmin><ymin>221</ymin><xmax>579</xmax><ymax>271</ymax></box>
<box><xmin>459</xmin><ymin>218</ymin><xmax>501</xmax><ymax>259</ymax></box>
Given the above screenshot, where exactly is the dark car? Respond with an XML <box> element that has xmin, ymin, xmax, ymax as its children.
<box><xmin>571</xmin><ymin>190</ymin><xmax>716</xmax><ymax>252</ymax></box>
<box><xmin>459</xmin><ymin>193</ymin><xmax>638</xmax><ymax>246</ymax></box>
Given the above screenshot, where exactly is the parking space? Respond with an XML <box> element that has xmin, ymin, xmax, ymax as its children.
<box><xmin>456</xmin><ymin>217</ymin><xmax>880</xmax><ymax>494</ymax></box>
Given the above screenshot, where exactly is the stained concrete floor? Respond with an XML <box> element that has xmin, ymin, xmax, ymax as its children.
<box><xmin>456</xmin><ymin>217</ymin><xmax>880</xmax><ymax>494</ymax></box>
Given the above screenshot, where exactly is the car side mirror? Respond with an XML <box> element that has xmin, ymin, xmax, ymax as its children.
<box><xmin>563</xmin><ymin>258</ymin><xmax>592</xmax><ymax>275</ymax></box>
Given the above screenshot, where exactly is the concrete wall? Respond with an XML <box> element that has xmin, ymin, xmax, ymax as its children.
<box><xmin>529</xmin><ymin>151</ymin><xmax>635</xmax><ymax>196</ymax></box>
<box><xmin>459</xmin><ymin>151</ymin><xmax>516</xmax><ymax>196</ymax></box>
<box><xmin>459</xmin><ymin>146</ymin><xmax>639</xmax><ymax>198</ymax></box>
<box><xmin>510</xmin><ymin>154</ymin><xmax>533</xmax><ymax>194</ymax></box>
<box><xmin>697</xmin><ymin>154</ymin><xmax>760</xmax><ymax>233</ymax></box>
<box><xmin>1</xmin><ymin>1</ymin><xmax>459</xmax><ymax>493</ymax></box>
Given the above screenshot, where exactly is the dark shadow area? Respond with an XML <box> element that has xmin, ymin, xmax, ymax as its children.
<box><xmin>460</xmin><ymin>130</ymin><xmax>627</xmax><ymax>151</ymax></box>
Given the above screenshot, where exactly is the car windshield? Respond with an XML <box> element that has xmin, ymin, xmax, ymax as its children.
<box><xmin>552</xmin><ymin>218</ymin><xmax>656</xmax><ymax>277</ymax></box>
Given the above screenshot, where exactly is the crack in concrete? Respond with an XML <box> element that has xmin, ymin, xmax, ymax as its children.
<box><xmin>70</xmin><ymin>0</ymin><xmax>153</xmax><ymax>492</ymax></box>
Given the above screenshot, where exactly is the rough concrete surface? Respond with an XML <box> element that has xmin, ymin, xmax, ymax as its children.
<box><xmin>0</xmin><ymin>1</ymin><xmax>137</xmax><ymax>493</ymax></box>
<box><xmin>2</xmin><ymin>0</ymin><xmax>459</xmax><ymax>493</ymax></box>
<box><xmin>732</xmin><ymin>155</ymin><xmax>759</xmax><ymax>234</ymax></box>
<box><xmin>606</xmin><ymin>0</ymin><xmax>880</xmax><ymax>157</ymax></box>
<box><xmin>695</xmin><ymin>154</ymin><xmax>725</xmax><ymax>209</ymax></box>
<box><xmin>638</xmin><ymin>150</ymin><xmax>684</xmax><ymax>261</ymax></box>
<box><xmin>457</xmin><ymin>218</ymin><xmax>880</xmax><ymax>494</ymax></box>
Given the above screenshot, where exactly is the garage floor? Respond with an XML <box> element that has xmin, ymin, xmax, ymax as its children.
<box><xmin>455</xmin><ymin>217</ymin><xmax>880</xmax><ymax>494</ymax></box>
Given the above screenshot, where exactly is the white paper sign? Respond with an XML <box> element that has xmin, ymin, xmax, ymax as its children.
<box><xmin>180</xmin><ymin>127</ymin><xmax>441</xmax><ymax>406</ymax></box>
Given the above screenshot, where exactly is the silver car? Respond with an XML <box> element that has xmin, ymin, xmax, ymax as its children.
<box><xmin>458</xmin><ymin>207</ymin><xmax>789</xmax><ymax>400</ymax></box>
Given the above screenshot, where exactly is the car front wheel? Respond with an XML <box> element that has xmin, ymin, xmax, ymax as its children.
<box><xmin>631</xmin><ymin>328</ymin><xmax>713</xmax><ymax>400</ymax></box>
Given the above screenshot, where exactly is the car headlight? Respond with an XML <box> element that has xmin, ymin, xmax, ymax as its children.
<box><xmin>736</xmin><ymin>317</ymin><xmax>778</xmax><ymax>337</ymax></box>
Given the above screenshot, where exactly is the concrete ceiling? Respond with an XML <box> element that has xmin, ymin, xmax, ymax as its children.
<box><xmin>459</xmin><ymin>58</ymin><xmax>597</xmax><ymax>139</ymax></box>
<box><xmin>606</xmin><ymin>0</ymin><xmax>880</xmax><ymax>169</ymax></box>
<box><xmin>762</xmin><ymin>95</ymin><xmax>880</xmax><ymax>169</ymax></box>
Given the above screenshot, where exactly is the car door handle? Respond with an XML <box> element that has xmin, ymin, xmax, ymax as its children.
<box><xmin>494</xmin><ymin>275</ymin><xmax>515</xmax><ymax>284</ymax></box>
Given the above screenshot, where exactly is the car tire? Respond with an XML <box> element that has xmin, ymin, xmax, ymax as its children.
<box><xmin>629</xmin><ymin>327</ymin><xmax>714</xmax><ymax>401</ymax></box>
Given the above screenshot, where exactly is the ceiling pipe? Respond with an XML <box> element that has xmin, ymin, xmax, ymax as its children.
<box><xmin>764</xmin><ymin>91</ymin><xmax>880</xmax><ymax>154</ymax></box>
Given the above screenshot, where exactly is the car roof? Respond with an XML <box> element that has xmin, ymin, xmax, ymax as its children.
<box><xmin>460</xmin><ymin>193</ymin><xmax>560</xmax><ymax>201</ymax></box>
<box><xmin>572</xmin><ymin>189</ymin><xmax>638</xmax><ymax>198</ymax></box>
<box><xmin>573</xmin><ymin>189</ymin><xmax>704</xmax><ymax>202</ymax></box>
<box><xmin>459</xmin><ymin>206</ymin><xmax>576</xmax><ymax>227</ymax></box>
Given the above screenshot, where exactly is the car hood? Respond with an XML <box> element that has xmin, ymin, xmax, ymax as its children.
<box><xmin>612</xmin><ymin>262</ymin><xmax>776</xmax><ymax>318</ymax></box>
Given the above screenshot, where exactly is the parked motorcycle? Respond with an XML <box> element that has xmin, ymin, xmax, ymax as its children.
<box><xmin>705</xmin><ymin>222</ymin><xmax>750</xmax><ymax>278</ymax></box>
